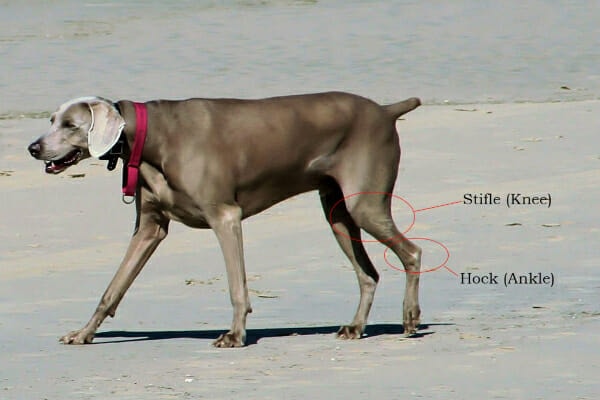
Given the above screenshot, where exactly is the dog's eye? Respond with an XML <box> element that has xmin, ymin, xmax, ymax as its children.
<box><xmin>63</xmin><ymin>121</ymin><xmax>78</xmax><ymax>129</ymax></box>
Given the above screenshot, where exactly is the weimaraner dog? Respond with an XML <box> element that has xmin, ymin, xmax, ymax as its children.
<box><xmin>28</xmin><ymin>92</ymin><xmax>422</xmax><ymax>347</ymax></box>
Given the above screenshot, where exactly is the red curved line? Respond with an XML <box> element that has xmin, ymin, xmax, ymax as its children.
<box><xmin>383</xmin><ymin>237</ymin><xmax>451</xmax><ymax>275</ymax></box>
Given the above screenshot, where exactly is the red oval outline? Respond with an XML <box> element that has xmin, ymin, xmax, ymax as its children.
<box><xmin>328</xmin><ymin>192</ymin><xmax>416</xmax><ymax>243</ymax></box>
<box><xmin>383</xmin><ymin>237</ymin><xmax>450</xmax><ymax>275</ymax></box>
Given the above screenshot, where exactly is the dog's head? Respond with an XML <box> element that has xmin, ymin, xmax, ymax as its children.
<box><xmin>28</xmin><ymin>97</ymin><xmax>125</xmax><ymax>174</ymax></box>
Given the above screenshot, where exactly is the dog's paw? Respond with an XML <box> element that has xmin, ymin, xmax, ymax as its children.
<box><xmin>212</xmin><ymin>331</ymin><xmax>245</xmax><ymax>348</ymax></box>
<box><xmin>59</xmin><ymin>329</ymin><xmax>94</xmax><ymax>345</ymax></box>
<box><xmin>403</xmin><ymin>304</ymin><xmax>421</xmax><ymax>336</ymax></box>
<box><xmin>336</xmin><ymin>325</ymin><xmax>364</xmax><ymax>340</ymax></box>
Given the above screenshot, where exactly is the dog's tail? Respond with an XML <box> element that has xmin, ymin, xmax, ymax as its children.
<box><xmin>384</xmin><ymin>97</ymin><xmax>421</xmax><ymax>120</ymax></box>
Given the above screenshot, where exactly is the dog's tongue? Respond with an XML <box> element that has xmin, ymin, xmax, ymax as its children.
<box><xmin>45</xmin><ymin>161</ymin><xmax>65</xmax><ymax>174</ymax></box>
<box><xmin>43</xmin><ymin>150</ymin><xmax>80</xmax><ymax>174</ymax></box>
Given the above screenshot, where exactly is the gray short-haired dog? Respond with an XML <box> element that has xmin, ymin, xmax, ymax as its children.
<box><xmin>28</xmin><ymin>92</ymin><xmax>421</xmax><ymax>347</ymax></box>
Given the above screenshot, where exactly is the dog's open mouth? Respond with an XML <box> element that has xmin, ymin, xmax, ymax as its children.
<box><xmin>45</xmin><ymin>149</ymin><xmax>82</xmax><ymax>174</ymax></box>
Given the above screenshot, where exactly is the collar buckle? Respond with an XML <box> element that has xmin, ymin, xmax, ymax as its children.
<box><xmin>98</xmin><ymin>134</ymin><xmax>126</xmax><ymax>171</ymax></box>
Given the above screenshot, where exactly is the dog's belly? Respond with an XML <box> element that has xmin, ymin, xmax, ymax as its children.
<box><xmin>143</xmin><ymin>155</ymin><xmax>323</xmax><ymax>228</ymax></box>
<box><xmin>158</xmin><ymin>176</ymin><xmax>319</xmax><ymax>229</ymax></box>
<box><xmin>236</xmin><ymin>178</ymin><xmax>320</xmax><ymax>219</ymax></box>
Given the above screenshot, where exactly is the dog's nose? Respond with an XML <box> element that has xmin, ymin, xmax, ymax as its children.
<box><xmin>28</xmin><ymin>141</ymin><xmax>41</xmax><ymax>158</ymax></box>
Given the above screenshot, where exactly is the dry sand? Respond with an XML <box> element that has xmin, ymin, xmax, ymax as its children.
<box><xmin>1</xmin><ymin>101</ymin><xmax>599</xmax><ymax>399</ymax></box>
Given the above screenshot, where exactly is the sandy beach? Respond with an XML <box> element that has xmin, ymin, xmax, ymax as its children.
<box><xmin>2</xmin><ymin>100</ymin><xmax>598</xmax><ymax>399</ymax></box>
<box><xmin>1</xmin><ymin>1</ymin><xmax>599</xmax><ymax>399</ymax></box>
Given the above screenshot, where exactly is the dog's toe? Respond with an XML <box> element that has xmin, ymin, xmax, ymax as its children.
<box><xmin>212</xmin><ymin>331</ymin><xmax>245</xmax><ymax>348</ymax></box>
<box><xmin>403</xmin><ymin>313</ymin><xmax>421</xmax><ymax>336</ymax></box>
<box><xmin>403</xmin><ymin>302</ymin><xmax>421</xmax><ymax>336</ymax></box>
<box><xmin>59</xmin><ymin>329</ymin><xmax>94</xmax><ymax>345</ymax></box>
<box><xmin>336</xmin><ymin>325</ymin><xmax>364</xmax><ymax>340</ymax></box>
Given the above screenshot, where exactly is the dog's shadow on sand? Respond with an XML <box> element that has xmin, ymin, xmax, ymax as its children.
<box><xmin>94</xmin><ymin>323</ymin><xmax>448</xmax><ymax>345</ymax></box>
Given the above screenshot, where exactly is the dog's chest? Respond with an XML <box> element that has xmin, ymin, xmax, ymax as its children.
<box><xmin>153</xmin><ymin>186</ymin><xmax>211</xmax><ymax>229</ymax></box>
<box><xmin>162</xmin><ymin>207</ymin><xmax>210</xmax><ymax>229</ymax></box>
<box><xmin>140</xmin><ymin>163</ymin><xmax>211</xmax><ymax>229</ymax></box>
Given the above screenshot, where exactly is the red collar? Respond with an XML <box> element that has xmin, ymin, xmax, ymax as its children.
<box><xmin>122</xmin><ymin>102</ymin><xmax>148</xmax><ymax>202</ymax></box>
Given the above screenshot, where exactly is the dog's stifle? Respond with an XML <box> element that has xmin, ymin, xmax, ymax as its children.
<box><xmin>28</xmin><ymin>92</ymin><xmax>422</xmax><ymax>347</ymax></box>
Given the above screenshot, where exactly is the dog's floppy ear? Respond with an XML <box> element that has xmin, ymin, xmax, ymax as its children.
<box><xmin>87</xmin><ymin>100</ymin><xmax>125</xmax><ymax>158</ymax></box>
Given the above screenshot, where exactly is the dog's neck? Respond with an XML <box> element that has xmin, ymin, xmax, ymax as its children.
<box><xmin>96</xmin><ymin>100</ymin><xmax>134</xmax><ymax>171</ymax></box>
<box><xmin>114</xmin><ymin>100</ymin><xmax>138</xmax><ymax>152</ymax></box>
<box><xmin>110</xmin><ymin>100</ymin><xmax>150</xmax><ymax>200</ymax></box>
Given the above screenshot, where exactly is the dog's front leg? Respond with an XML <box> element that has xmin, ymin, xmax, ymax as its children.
<box><xmin>209</xmin><ymin>204</ymin><xmax>252</xmax><ymax>348</ymax></box>
<box><xmin>60</xmin><ymin>201</ymin><xmax>169</xmax><ymax>344</ymax></box>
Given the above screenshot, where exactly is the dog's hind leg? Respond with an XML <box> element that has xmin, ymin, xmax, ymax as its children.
<box><xmin>334</xmin><ymin>127</ymin><xmax>422</xmax><ymax>335</ymax></box>
<box><xmin>345</xmin><ymin>191</ymin><xmax>422</xmax><ymax>335</ymax></box>
<box><xmin>319</xmin><ymin>180</ymin><xmax>379</xmax><ymax>339</ymax></box>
